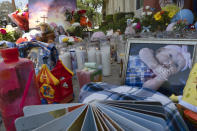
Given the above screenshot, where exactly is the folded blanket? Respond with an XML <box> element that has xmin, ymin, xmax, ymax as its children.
<box><xmin>79</xmin><ymin>82</ymin><xmax>189</xmax><ymax>131</ymax></box>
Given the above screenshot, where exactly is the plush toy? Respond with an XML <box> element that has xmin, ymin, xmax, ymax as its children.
<box><xmin>125</xmin><ymin>19</ymin><xmax>136</xmax><ymax>35</ymax></box>
<box><xmin>139</xmin><ymin>45</ymin><xmax>192</xmax><ymax>90</ymax></box>
<box><xmin>170</xmin><ymin>63</ymin><xmax>197</xmax><ymax>113</ymax></box>
<box><xmin>36</xmin><ymin>23</ymin><xmax>55</xmax><ymax>43</ymax></box>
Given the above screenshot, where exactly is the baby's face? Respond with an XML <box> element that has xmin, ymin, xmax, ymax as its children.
<box><xmin>156</xmin><ymin>48</ymin><xmax>186</xmax><ymax>71</ymax></box>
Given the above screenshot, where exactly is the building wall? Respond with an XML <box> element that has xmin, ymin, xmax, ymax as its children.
<box><xmin>106</xmin><ymin>0</ymin><xmax>136</xmax><ymax>15</ymax></box>
<box><xmin>105</xmin><ymin>0</ymin><xmax>143</xmax><ymax>15</ymax></box>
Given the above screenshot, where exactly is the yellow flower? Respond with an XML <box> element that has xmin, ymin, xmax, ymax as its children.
<box><xmin>62</xmin><ymin>38</ymin><xmax>69</xmax><ymax>43</ymax></box>
<box><xmin>154</xmin><ymin>12</ymin><xmax>162</xmax><ymax>21</ymax></box>
<box><xmin>168</xmin><ymin>11</ymin><xmax>176</xmax><ymax>18</ymax></box>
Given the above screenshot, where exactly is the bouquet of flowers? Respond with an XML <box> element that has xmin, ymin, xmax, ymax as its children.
<box><xmin>173</xmin><ymin>19</ymin><xmax>187</xmax><ymax>32</ymax></box>
<box><xmin>153</xmin><ymin>10</ymin><xmax>171</xmax><ymax>31</ymax></box>
<box><xmin>0</xmin><ymin>26</ymin><xmax>21</xmax><ymax>42</ymax></box>
<box><xmin>161</xmin><ymin>4</ymin><xmax>180</xmax><ymax>18</ymax></box>
<box><xmin>140</xmin><ymin>6</ymin><xmax>155</xmax><ymax>32</ymax></box>
<box><xmin>9</xmin><ymin>4</ymin><xmax>29</xmax><ymax>31</ymax></box>
<box><xmin>65</xmin><ymin>9</ymin><xmax>92</xmax><ymax>37</ymax></box>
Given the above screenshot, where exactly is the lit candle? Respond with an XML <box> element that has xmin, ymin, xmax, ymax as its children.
<box><xmin>76</xmin><ymin>48</ymin><xmax>86</xmax><ymax>70</ymax></box>
<box><xmin>96</xmin><ymin>50</ymin><xmax>101</xmax><ymax>65</ymax></box>
<box><xmin>88</xmin><ymin>47</ymin><xmax>96</xmax><ymax>63</ymax></box>
<box><xmin>101</xmin><ymin>43</ymin><xmax>111</xmax><ymax>76</ymax></box>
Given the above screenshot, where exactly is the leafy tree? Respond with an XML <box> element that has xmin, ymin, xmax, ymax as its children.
<box><xmin>0</xmin><ymin>1</ymin><xmax>14</xmax><ymax>26</ymax></box>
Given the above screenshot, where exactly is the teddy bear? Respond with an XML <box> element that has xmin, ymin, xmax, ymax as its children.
<box><xmin>129</xmin><ymin>45</ymin><xmax>192</xmax><ymax>90</ymax></box>
<box><xmin>36</xmin><ymin>23</ymin><xmax>55</xmax><ymax>43</ymax></box>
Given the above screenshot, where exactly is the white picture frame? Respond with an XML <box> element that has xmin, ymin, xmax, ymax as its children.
<box><xmin>123</xmin><ymin>38</ymin><xmax>197</xmax><ymax>96</ymax></box>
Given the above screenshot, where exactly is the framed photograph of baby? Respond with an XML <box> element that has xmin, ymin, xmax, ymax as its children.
<box><xmin>123</xmin><ymin>38</ymin><xmax>197</xmax><ymax>96</ymax></box>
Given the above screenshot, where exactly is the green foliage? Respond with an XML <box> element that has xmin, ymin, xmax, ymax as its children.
<box><xmin>67</xmin><ymin>26</ymin><xmax>84</xmax><ymax>37</ymax></box>
<box><xmin>98</xmin><ymin>12</ymin><xmax>134</xmax><ymax>33</ymax></box>
<box><xmin>77</xmin><ymin>0</ymin><xmax>103</xmax><ymax>27</ymax></box>
<box><xmin>0</xmin><ymin>31</ymin><xmax>20</xmax><ymax>42</ymax></box>
<box><xmin>113</xmin><ymin>12</ymin><xmax>126</xmax><ymax>22</ymax></box>
<box><xmin>141</xmin><ymin>15</ymin><xmax>154</xmax><ymax>27</ymax></box>
<box><xmin>105</xmin><ymin>15</ymin><xmax>113</xmax><ymax>22</ymax></box>
<box><xmin>154</xmin><ymin>11</ymin><xmax>171</xmax><ymax>31</ymax></box>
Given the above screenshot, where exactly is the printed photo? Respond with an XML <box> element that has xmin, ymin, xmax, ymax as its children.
<box><xmin>125</xmin><ymin>41</ymin><xmax>196</xmax><ymax>96</ymax></box>
<box><xmin>29</xmin><ymin>0</ymin><xmax>76</xmax><ymax>30</ymax></box>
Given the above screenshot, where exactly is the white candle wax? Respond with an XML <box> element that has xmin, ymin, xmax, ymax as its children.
<box><xmin>96</xmin><ymin>50</ymin><xmax>101</xmax><ymax>65</ymax></box>
<box><xmin>117</xmin><ymin>51</ymin><xmax>121</xmax><ymax>64</ymax></box>
<box><xmin>59</xmin><ymin>52</ymin><xmax>72</xmax><ymax>70</ymax></box>
<box><xmin>101</xmin><ymin>45</ymin><xmax>111</xmax><ymax>76</ymax></box>
<box><xmin>76</xmin><ymin>49</ymin><xmax>86</xmax><ymax>70</ymax></box>
<box><xmin>88</xmin><ymin>47</ymin><xmax>96</xmax><ymax>63</ymax></box>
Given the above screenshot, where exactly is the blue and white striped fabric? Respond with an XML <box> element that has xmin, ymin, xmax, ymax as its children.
<box><xmin>79</xmin><ymin>82</ymin><xmax>189</xmax><ymax>131</ymax></box>
<box><xmin>125</xmin><ymin>55</ymin><xmax>155</xmax><ymax>87</ymax></box>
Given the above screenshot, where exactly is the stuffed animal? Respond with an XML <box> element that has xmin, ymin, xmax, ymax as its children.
<box><xmin>170</xmin><ymin>63</ymin><xmax>197</xmax><ymax>113</ymax></box>
<box><xmin>36</xmin><ymin>23</ymin><xmax>55</xmax><ymax>43</ymax></box>
<box><xmin>125</xmin><ymin>19</ymin><xmax>136</xmax><ymax>35</ymax></box>
<box><xmin>139</xmin><ymin>45</ymin><xmax>192</xmax><ymax>90</ymax></box>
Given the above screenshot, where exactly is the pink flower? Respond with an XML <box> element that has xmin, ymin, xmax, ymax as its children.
<box><xmin>136</xmin><ymin>22</ymin><xmax>141</xmax><ymax>29</ymax></box>
<box><xmin>0</xmin><ymin>29</ymin><xmax>7</xmax><ymax>35</ymax></box>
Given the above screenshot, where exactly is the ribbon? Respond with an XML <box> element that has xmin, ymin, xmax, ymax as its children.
<box><xmin>142</xmin><ymin>26</ymin><xmax>151</xmax><ymax>33</ymax></box>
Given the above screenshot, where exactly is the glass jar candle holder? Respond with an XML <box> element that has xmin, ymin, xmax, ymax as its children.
<box><xmin>100</xmin><ymin>40</ymin><xmax>111</xmax><ymax>76</ymax></box>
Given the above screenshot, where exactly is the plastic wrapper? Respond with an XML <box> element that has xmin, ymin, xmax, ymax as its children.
<box><xmin>9</xmin><ymin>10</ymin><xmax>29</xmax><ymax>31</ymax></box>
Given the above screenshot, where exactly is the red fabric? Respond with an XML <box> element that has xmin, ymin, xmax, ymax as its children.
<box><xmin>51</xmin><ymin>60</ymin><xmax>73</xmax><ymax>102</ymax></box>
<box><xmin>37</xmin><ymin>60</ymin><xmax>73</xmax><ymax>103</ymax></box>
<box><xmin>184</xmin><ymin>110</ymin><xmax>197</xmax><ymax>124</ymax></box>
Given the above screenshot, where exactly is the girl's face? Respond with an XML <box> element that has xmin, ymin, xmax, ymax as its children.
<box><xmin>156</xmin><ymin>48</ymin><xmax>186</xmax><ymax>71</ymax></box>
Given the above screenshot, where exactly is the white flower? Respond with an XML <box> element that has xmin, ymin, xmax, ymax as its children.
<box><xmin>131</xmin><ymin>19</ymin><xmax>134</xmax><ymax>22</ymax></box>
<box><xmin>147</xmin><ymin>12</ymin><xmax>152</xmax><ymax>15</ymax></box>
<box><xmin>132</xmin><ymin>23</ymin><xmax>137</xmax><ymax>27</ymax></box>
<box><xmin>141</xmin><ymin>12</ymin><xmax>146</xmax><ymax>16</ymax></box>
<box><xmin>6</xmin><ymin>25</ymin><xmax>15</xmax><ymax>32</ymax></box>
<box><xmin>72</xmin><ymin>22</ymin><xmax>80</xmax><ymax>27</ymax></box>
<box><xmin>68</xmin><ymin>37</ymin><xmax>75</xmax><ymax>42</ymax></box>
<box><xmin>145</xmin><ymin>6</ymin><xmax>150</xmax><ymax>10</ymax></box>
